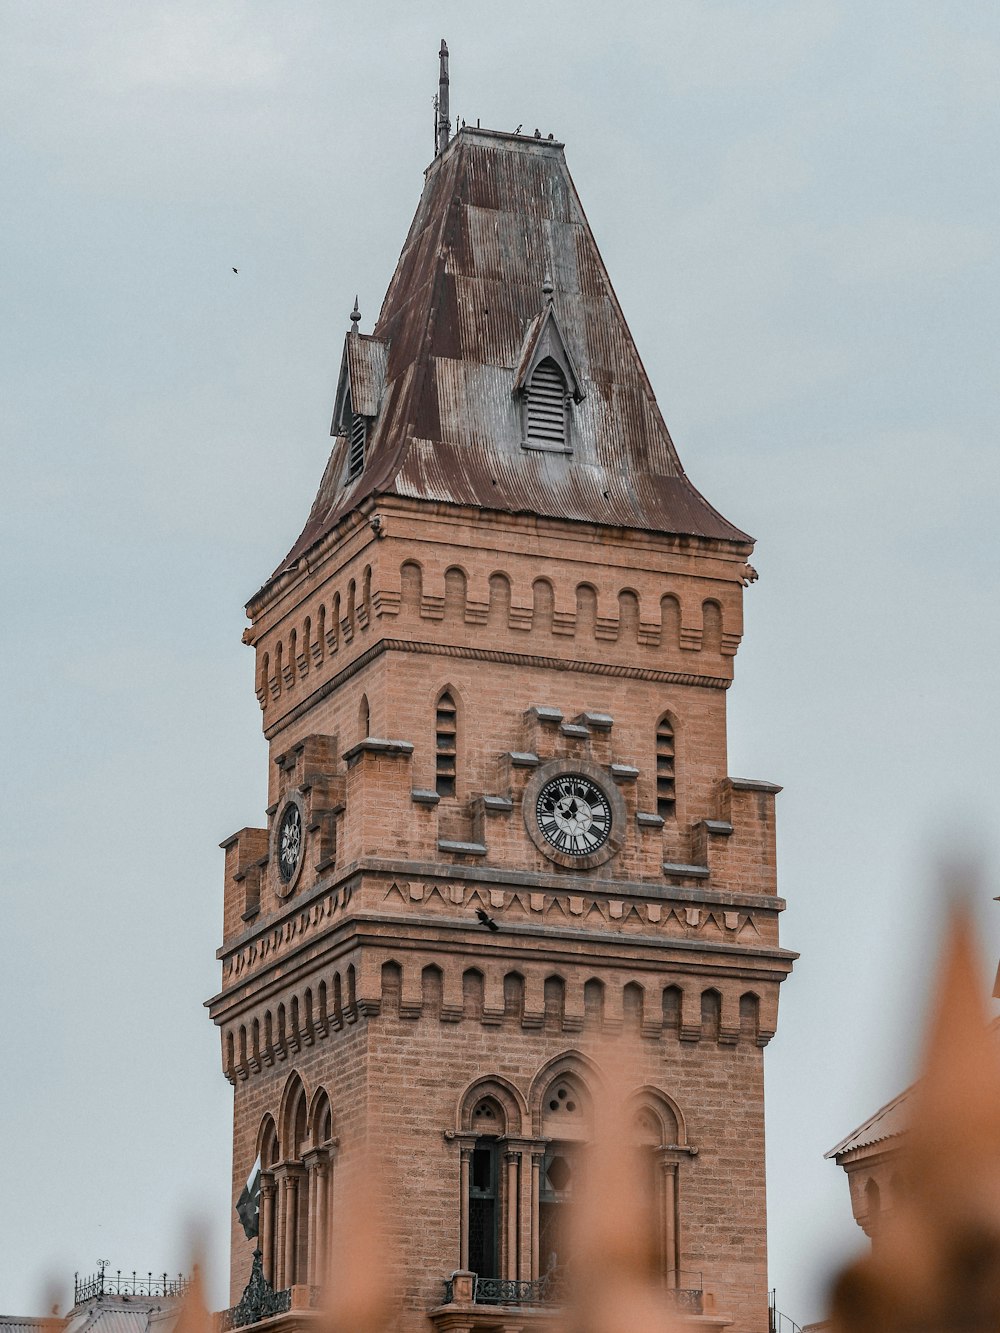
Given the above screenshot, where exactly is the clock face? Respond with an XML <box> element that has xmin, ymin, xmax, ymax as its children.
<box><xmin>535</xmin><ymin>774</ymin><xmax>612</xmax><ymax>858</ymax></box>
<box><xmin>277</xmin><ymin>802</ymin><xmax>302</xmax><ymax>883</ymax></box>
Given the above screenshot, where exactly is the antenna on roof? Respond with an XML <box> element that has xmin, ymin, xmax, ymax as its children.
<box><xmin>435</xmin><ymin>40</ymin><xmax>450</xmax><ymax>156</ymax></box>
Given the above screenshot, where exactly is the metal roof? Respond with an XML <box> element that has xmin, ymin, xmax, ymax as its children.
<box><xmin>826</xmin><ymin>1086</ymin><xmax>914</xmax><ymax>1160</ymax></box>
<box><xmin>263</xmin><ymin>127</ymin><xmax>750</xmax><ymax>596</ymax></box>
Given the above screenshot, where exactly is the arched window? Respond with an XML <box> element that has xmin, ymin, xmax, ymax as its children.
<box><xmin>525</xmin><ymin>357</ymin><xmax>568</xmax><ymax>448</ymax></box>
<box><xmin>359</xmin><ymin>693</ymin><xmax>370</xmax><ymax>739</ymax></box>
<box><xmin>539</xmin><ymin>1074</ymin><xmax>591</xmax><ymax>1276</ymax></box>
<box><xmin>656</xmin><ymin>715</ymin><xmax>676</xmax><ymax>818</ymax></box>
<box><xmin>468</xmin><ymin>1100</ymin><xmax>502</xmax><ymax>1280</ymax></box>
<box><xmin>435</xmin><ymin>690</ymin><xmax>458</xmax><ymax>797</ymax></box>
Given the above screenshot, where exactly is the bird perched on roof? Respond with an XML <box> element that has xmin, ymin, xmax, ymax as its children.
<box><xmin>513</xmin><ymin>124</ymin><xmax>522</xmax><ymax>135</ymax></box>
<box><xmin>475</xmin><ymin>907</ymin><xmax>500</xmax><ymax>932</ymax></box>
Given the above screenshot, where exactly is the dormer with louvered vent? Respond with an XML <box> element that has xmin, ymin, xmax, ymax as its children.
<box><xmin>331</xmin><ymin>325</ymin><xmax>387</xmax><ymax>483</ymax></box>
<box><xmin>513</xmin><ymin>293</ymin><xmax>583</xmax><ymax>454</ymax></box>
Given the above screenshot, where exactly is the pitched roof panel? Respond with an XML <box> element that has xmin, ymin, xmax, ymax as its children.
<box><xmin>264</xmin><ymin>128</ymin><xmax>751</xmax><ymax>593</ymax></box>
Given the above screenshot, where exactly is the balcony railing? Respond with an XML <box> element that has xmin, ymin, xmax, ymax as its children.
<box><xmin>74</xmin><ymin>1264</ymin><xmax>190</xmax><ymax>1305</ymax></box>
<box><xmin>441</xmin><ymin>1268</ymin><xmax>701</xmax><ymax>1313</ymax></box>
<box><xmin>220</xmin><ymin>1250</ymin><xmax>323</xmax><ymax>1330</ymax></box>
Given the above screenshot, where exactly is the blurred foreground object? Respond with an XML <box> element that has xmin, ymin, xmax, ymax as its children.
<box><xmin>829</xmin><ymin>903</ymin><xmax>1000</xmax><ymax>1333</ymax></box>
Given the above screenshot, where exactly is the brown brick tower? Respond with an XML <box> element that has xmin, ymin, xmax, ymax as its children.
<box><xmin>207</xmin><ymin>108</ymin><xmax>795</xmax><ymax>1333</ymax></box>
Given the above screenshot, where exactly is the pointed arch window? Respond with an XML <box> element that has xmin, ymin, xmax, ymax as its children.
<box><xmin>656</xmin><ymin>716</ymin><xmax>676</xmax><ymax>818</ymax></box>
<box><xmin>525</xmin><ymin>357</ymin><xmax>568</xmax><ymax>448</ymax></box>
<box><xmin>435</xmin><ymin>690</ymin><xmax>458</xmax><ymax>797</ymax></box>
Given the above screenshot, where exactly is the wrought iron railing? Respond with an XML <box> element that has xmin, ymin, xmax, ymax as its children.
<box><xmin>74</xmin><ymin>1264</ymin><xmax>189</xmax><ymax>1305</ymax></box>
<box><xmin>220</xmin><ymin>1250</ymin><xmax>323</xmax><ymax>1330</ymax></box>
<box><xmin>440</xmin><ymin>1267</ymin><xmax>701</xmax><ymax>1312</ymax></box>
<box><xmin>768</xmin><ymin>1288</ymin><xmax>802</xmax><ymax>1333</ymax></box>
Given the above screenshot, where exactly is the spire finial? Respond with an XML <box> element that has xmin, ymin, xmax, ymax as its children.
<box><xmin>435</xmin><ymin>40</ymin><xmax>450</xmax><ymax>156</ymax></box>
<box><xmin>350</xmin><ymin>296</ymin><xmax>360</xmax><ymax>333</ymax></box>
<box><xmin>542</xmin><ymin>273</ymin><xmax>554</xmax><ymax>304</ymax></box>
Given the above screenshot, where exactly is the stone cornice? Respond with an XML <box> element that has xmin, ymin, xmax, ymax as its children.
<box><xmin>263</xmin><ymin>636</ymin><xmax>730</xmax><ymax>738</ymax></box>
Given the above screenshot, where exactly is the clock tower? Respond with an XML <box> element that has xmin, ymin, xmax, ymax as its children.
<box><xmin>208</xmin><ymin>100</ymin><xmax>794</xmax><ymax>1333</ymax></box>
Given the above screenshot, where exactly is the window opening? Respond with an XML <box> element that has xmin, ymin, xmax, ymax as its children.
<box><xmin>525</xmin><ymin>358</ymin><xmax>567</xmax><ymax>448</ymax></box>
<box><xmin>539</xmin><ymin>1141</ymin><xmax>577</xmax><ymax>1277</ymax></box>
<box><xmin>345</xmin><ymin>390</ymin><xmax>367</xmax><ymax>479</ymax></box>
<box><xmin>435</xmin><ymin>691</ymin><xmax>457</xmax><ymax>796</ymax></box>
<box><xmin>656</xmin><ymin>718</ymin><xmax>676</xmax><ymax>817</ymax></box>
<box><xmin>468</xmin><ymin>1138</ymin><xmax>499</xmax><ymax>1279</ymax></box>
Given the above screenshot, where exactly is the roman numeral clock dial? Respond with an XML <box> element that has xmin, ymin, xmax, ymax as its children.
<box><xmin>536</xmin><ymin>775</ymin><xmax>612</xmax><ymax>857</ymax></box>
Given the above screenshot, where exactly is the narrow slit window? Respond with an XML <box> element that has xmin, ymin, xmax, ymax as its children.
<box><xmin>525</xmin><ymin>357</ymin><xmax>567</xmax><ymax>448</ymax></box>
<box><xmin>435</xmin><ymin>691</ymin><xmax>457</xmax><ymax>797</ymax></box>
<box><xmin>656</xmin><ymin>717</ymin><xmax>676</xmax><ymax>817</ymax></box>
<box><xmin>348</xmin><ymin>410</ymin><xmax>367</xmax><ymax>478</ymax></box>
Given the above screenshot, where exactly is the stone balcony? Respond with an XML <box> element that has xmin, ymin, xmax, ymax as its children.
<box><xmin>427</xmin><ymin>1270</ymin><xmax>733</xmax><ymax>1332</ymax></box>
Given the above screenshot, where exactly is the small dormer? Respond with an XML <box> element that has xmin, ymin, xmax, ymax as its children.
<box><xmin>331</xmin><ymin>300</ymin><xmax>387</xmax><ymax>482</ymax></box>
<box><xmin>513</xmin><ymin>280</ymin><xmax>584</xmax><ymax>453</ymax></box>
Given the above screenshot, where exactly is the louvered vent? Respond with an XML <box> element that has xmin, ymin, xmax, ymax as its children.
<box><xmin>348</xmin><ymin>412</ymin><xmax>367</xmax><ymax>478</ymax></box>
<box><xmin>656</xmin><ymin>717</ymin><xmax>676</xmax><ymax>817</ymax></box>
<box><xmin>526</xmin><ymin>358</ymin><xmax>567</xmax><ymax>447</ymax></box>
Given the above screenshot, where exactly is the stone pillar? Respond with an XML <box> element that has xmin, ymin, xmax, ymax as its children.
<box><xmin>504</xmin><ymin>1150</ymin><xmax>520</xmax><ymax>1280</ymax></box>
<box><xmin>283</xmin><ymin>1169</ymin><xmax>299</xmax><ymax>1287</ymax></box>
<box><xmin>315</xmin><ymin>1155</ymin><xmax>330</xmax><ymax>1285</ymax></box>
<box><xmin>530</xmin><ymin>1151</ymin><xmax>543</xmax><ymax>1280</ymax></box>
<box><xmin>459</xmin><ymin>1147</ymin><xmax>472</xmax><ymax>1270</ymax></box>
<box><xmin>659</xmin><ymin>1153</ymin><xmax>679</xmax><ymax>1281</ymax></box>
<box><xmin>302</xmin><ymin>1149</ymin><xmax>326</xmax><ymax>1285</ymax></box>
<box><xmin>260</xmin><ymin>1174</ymin><xmax>277</xmax><ymax>1286</ymax></box>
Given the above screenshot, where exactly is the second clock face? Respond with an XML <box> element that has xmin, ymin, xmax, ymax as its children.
<box><xmin>277</xmin><ymin>802</ymin><xmax>303</xmax><ymax>883</ymax></box>
<box><xmin>535</xmin><ymin>774</ymin><xmax>612</xmax><ymax>858</ymax></box>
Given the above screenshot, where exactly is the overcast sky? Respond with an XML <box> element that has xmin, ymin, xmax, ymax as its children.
<box><xmin>2</xmin><ymin>2</ymin><xmax>999</xmax><ymax>1325</ymax></box>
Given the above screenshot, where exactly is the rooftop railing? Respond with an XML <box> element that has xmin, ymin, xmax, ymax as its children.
<box><xmin>73</xmin><ymin>1264</ymin><xmax>190</xmax><ymax>1305</ymax></box>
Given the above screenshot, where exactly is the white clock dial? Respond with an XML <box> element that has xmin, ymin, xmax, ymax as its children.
<box><xmin>536</xmin><ymin>774</ymin><xmax>612</xmax><ymax>857</ymax></box>
<box><xmin>277</xmin><ymin>803</ymin><xmax>302</xmax><ymax>883</ymax></box>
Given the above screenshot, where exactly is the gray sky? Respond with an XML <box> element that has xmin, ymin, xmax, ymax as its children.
<box><xmin>2</xmin><ymin>2</ymin><xmax>999</xmax><ymax>1324</ymax></box>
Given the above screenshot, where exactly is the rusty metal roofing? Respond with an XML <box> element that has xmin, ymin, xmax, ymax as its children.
<box><xmin>826</xmin><ymin>1087</ymin><xmax>913</xmax><ymax>1160</ymax></box>
<box><xmin>268</xmin><ymin>127</ymin><xmax>750</xmax><ymax>589</ymax></box>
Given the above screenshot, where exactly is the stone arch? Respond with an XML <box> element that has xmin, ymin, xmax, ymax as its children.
<box><xmin>628</xmin><ymin>1085</ymin><xmax>687</xmax><ymax>1147</ymax></box>
<box><xmin>487</xmin><ymin>571</ymin><xmax>511</xmax><ymax>628</ymax></box>
<box><xmin>278</xmin><ymin>1072</ymin><xmax>310</xmax><ymax>1158</ymax></box>
<box><xmin>503</xmin><ymin>971</ymin><xmax>525</xmax><ymax>1022</ymax></box>
<box><xmin>739</xmin><ymin>992</ymin><xmax>760</xmax><ymax>1042</ymax></box>
<box><xmin>444</xmin><ymin>565</ymin><xmax>468</xmax><ymax>621</ymax></box>
<box><xmin>381</xmin><ymin>960</ymin><xmax>402</xmax><ymax>1016</ymax></box>
<box><xmin>330</xmin><ymin>592</ymin><xmax>341</xmax><ymax>650</ymax></box>
<box><xmin>315</xmin><ymin>605</ymin><xmax>326</xmax><ymax>660</ymax></box>
<box><xmin>576</xmin><ymin>583</ymin><xmax>597</xmax><ymax>637</ymax></box>
<box><xmin>623</xmin><ymin>981</ymin><xmax>645</xmax><ymax>1032</ymax></box>
<box><xmin>346</xmin><ymin>579</ymin><xmax>357</xmax><ymax>633</ymax></box>
<box><xmin>462</xmin><ymin>967</ymin><xmax>484</xmax><ymax>1020</ymax></box>
<box><xmin>307</xmin><ymin>1086</ymin><xmax>335</xmax><ymax>1147</ymax></box>
<box><xmin>662</xmin><ymin>985</ymin><xmax>682</xmax><ymax>1035</ymax></box>
<box><xmin>701</xmin><ymin>988</ymin><xmax>722</xmax><ymax>1041</ymax></box>
<box><xmin>532</xmin><ymin>578</ymin><xmax>555</xmax><ymax>633</ymax></box>
<box><xmin>361</xmin><ymin>565</ymin><xmax>372</xmax><ymax>623</ymax></box>
<box><xmin>301</xmin><ymin>616</ymin><xmax>311</xmax><ymax>667</ymax></box>
<box><xmin>400</xmin><ymin>560</ymin><xmax>422</xmax><ymax>613</ymax></box>
<box><xmin>456</xmin><ymin>1075</ymin><xmax>527</xmax><ymax>1135</ymax></box>
<box><xmin>583</xmin><ymin>977</ymin><xmax>605</xmax><ymax>1025</ymax></box>
<box><xmin>422</xmin><ymin>963</ymin><xmax>444</xmax><ymax>1017</ymax></box>
<box><xmin>543</xmin><ymin>974</ymin><xmax>566</xmax><ymax>1029</ymax></box>
<box><xmin>702</xmin><ymin>599</ymin><xmax>723</xmax><ymax>653</ymax></box>
<box><xmin>359</xmin><ymin>693</ymin><xmax>370</xmax><ymax>739</ymax></box>
<box><xmin>618</xmin><ymin>589</ymin><xmax>640</xmax><ymax>642</ymax></box>
<box><xmin>257</xmin><ymin>1112</ymin><xmax>280</xmax><ymax>1167</ymax></box>
<box><xmin>660</xmin><ymin>594</ymin><xmax>680</xmax><ymax>652</ymax></box>
<box><xmin>529</xmin><ymin>1050</ymin><xmax>602</xmax><ymax>1138</ymax></box>
<box><xmin>287</xmin><ymin>630</ymin><xmax>297</xmax><ymax>682</ymax></box>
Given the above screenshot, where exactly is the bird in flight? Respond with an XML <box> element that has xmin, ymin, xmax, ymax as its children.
<box><xmin>232</xmin><ymin>267</ymin><xmax>239</xmax><ymax>274</ymax></box>
<box><xmin>475</xmin><ymin>907</ymin><xmax>500</xmax><ymax>932</ymax></box>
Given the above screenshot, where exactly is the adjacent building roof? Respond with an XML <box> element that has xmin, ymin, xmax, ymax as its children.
<box><xmin>826</xmin><ymin>1086</ymin><xmax>913</xmax><ymax>1160</ymax></box>
<box><xmin>264</xmin><ymin>126</ymin><xmax>750</xmax><ymax>595</ymax></box>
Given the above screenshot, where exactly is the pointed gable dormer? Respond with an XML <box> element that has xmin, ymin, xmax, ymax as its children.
<box><xmin>513</xmin><ymin>279</ymin><xmax>584</xmax><ymax>453</ymax></box>
<box><xmin>330</xmin><ymin>298</ymin><xmax>387</xmax><ymax>482</ymax></box>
